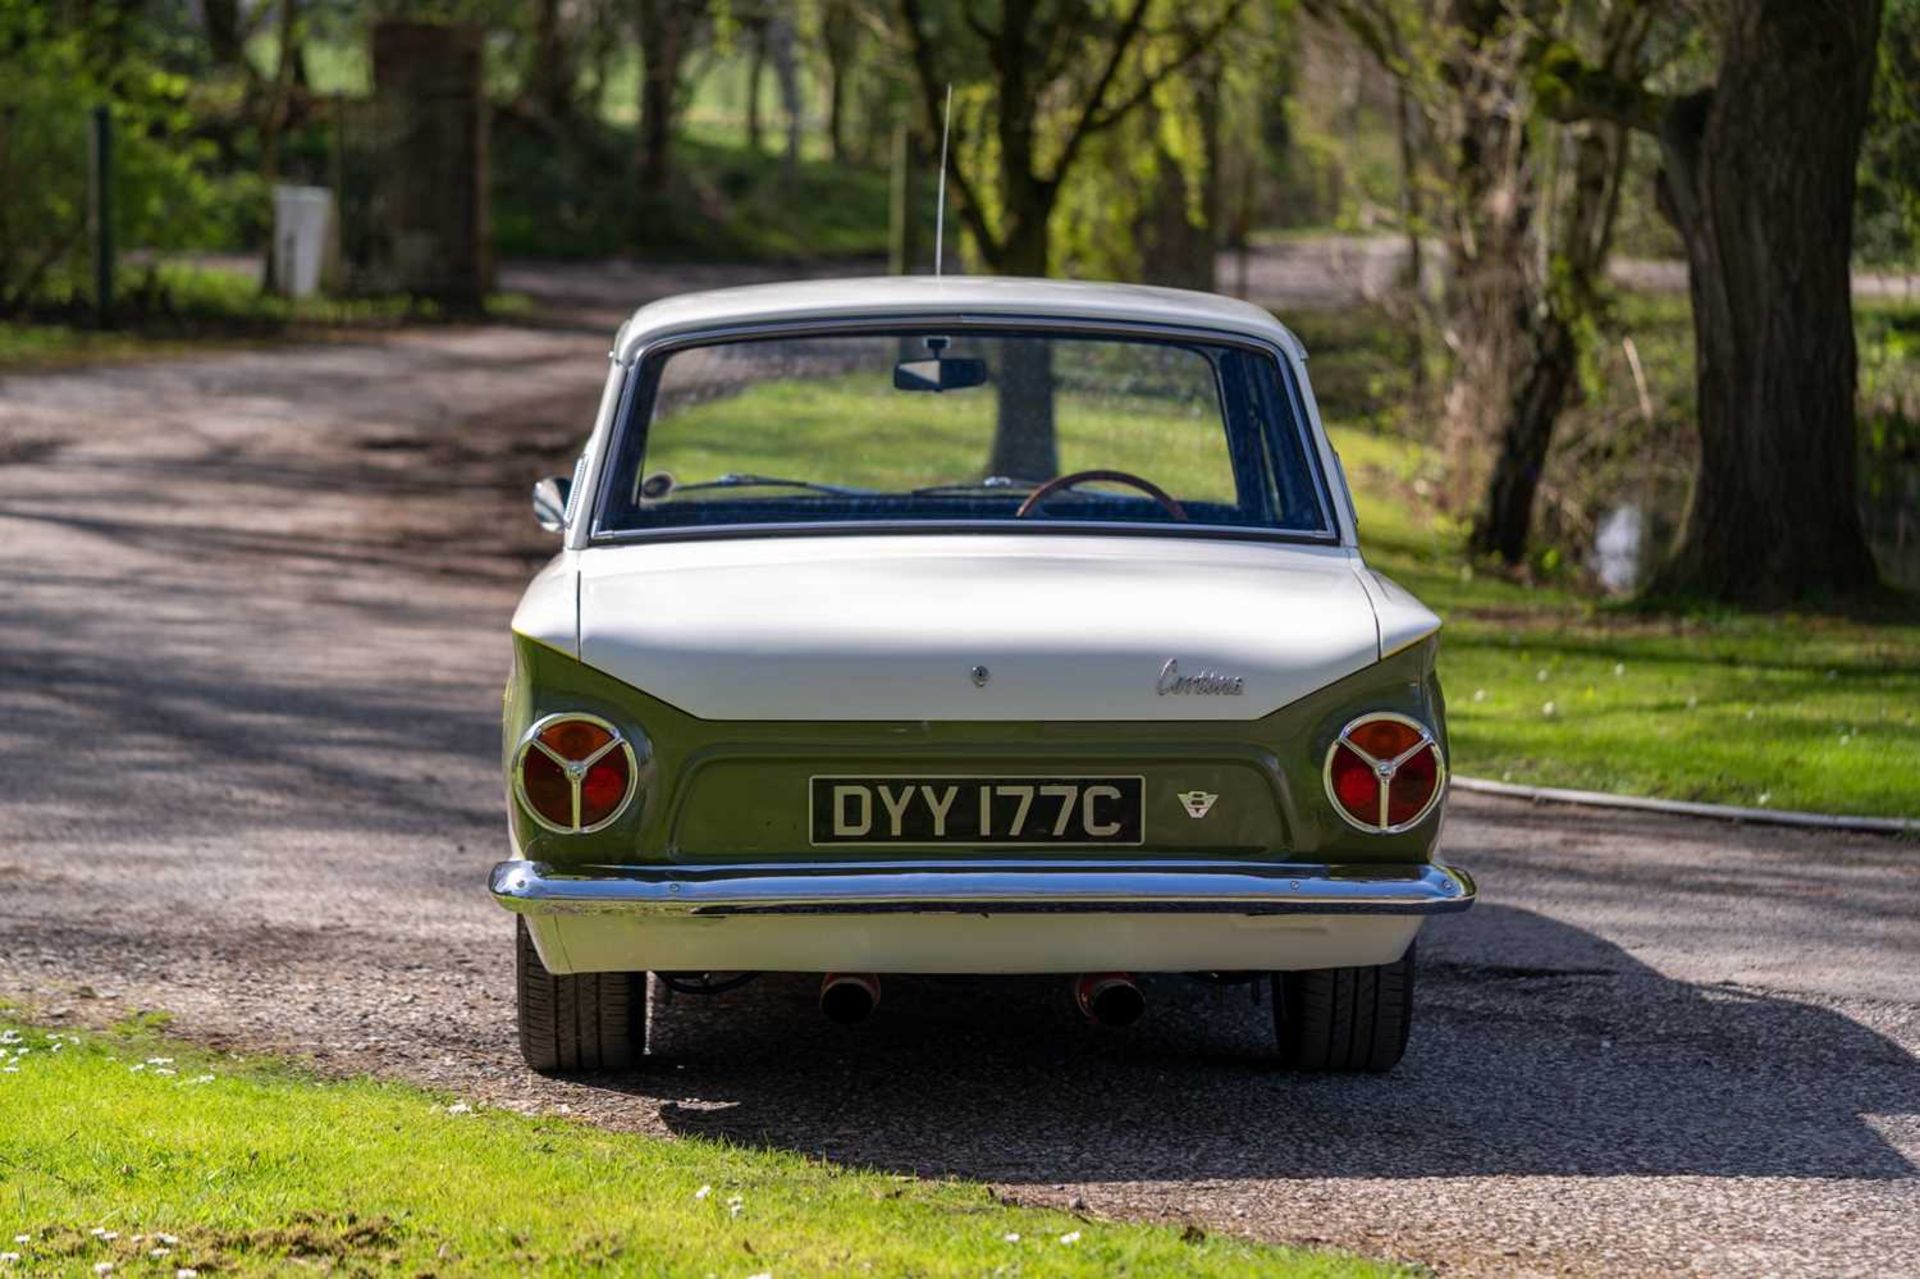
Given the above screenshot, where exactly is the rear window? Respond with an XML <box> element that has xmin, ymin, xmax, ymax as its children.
<box><xmin>595</xmin><ymin>328</ymin><xmax>1330</xmax><ymax>538</ymax></box>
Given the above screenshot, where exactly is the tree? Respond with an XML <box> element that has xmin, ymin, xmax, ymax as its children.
<box><xmin>893</xmin><ymin>0</ymin><xmax>1249</xmax><ymax>477</ymax></box>
<box><xmin>528</xmin><ymin>0</ymin><xmax>582</xmax><ymax>122</ymax></box>
<box><xmin>745</xmin><ymin>14</ymin><xmax>769</xmax><ymax>152</ymax></box>
<box><xmin>1547</xmin><ymin>0</ymin><xmax>1884</xmax><ymax>602</ymax></box>
<box><xmin>201</xmin><ymin>0</ymin><xmax>246</xmax><ymax>68</ymax></box>
<box><xmin>1304</xmin><ymin>0</ymin><xmax>1551</xmax><ymax>538</ymax></box>
<box><xmin>1052</xmin><ymin>7</ymin><xmax>1295</xmax><ymax>293</ymax></box>
<box><xmin>895</xmin><ymin>0</ymin><xmax>1248</xmax><ymax>277</ymax></box>
<box><xmin>809</xmin><ymin>0</ymin><xmax>863</xmax><ymax>161</ymax></box>
<box><xmin>1306</xmin><ymin>0</ymin><xmax>1660</xmax><ymax>569</ymax></box>
<box><xmin>635</xmin><ymin>0</ymin><xmax>710</xmax><ymax>196</ymax></box>
<box><xmin>0</xmin><ymin>0</ymin><xmax>240</xmax><ymax>314</ymax></box>
<box><xmin>1468</xmin><ymin>2</ymin><xmax>1656</xmax><ymax>564</ymax></box>
<box><xmin>1856</xmin><ymin>0</ymin><xmax>1920</xmax><ymax>263</ymax></box>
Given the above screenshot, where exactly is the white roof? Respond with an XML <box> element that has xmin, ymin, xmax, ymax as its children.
<box><xmin>613</xmin><ymin>275</ymin><xmax>1305</xmax><ymax>363</ymax></box>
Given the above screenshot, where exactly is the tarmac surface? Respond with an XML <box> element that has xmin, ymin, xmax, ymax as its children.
<box><xmin>0</xmin><ymin>266</ymin><xmax>1914</xmax><ymax>1275</ymax></box>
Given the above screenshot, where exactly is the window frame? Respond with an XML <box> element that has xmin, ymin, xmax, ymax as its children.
<box><xmin>587</xmin><ymin>315</ymin><xmax>1341</xmax><ymax>548</ymax></box>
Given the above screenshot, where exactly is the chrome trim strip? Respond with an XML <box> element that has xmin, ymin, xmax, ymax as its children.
<box><xmin>583</xmin><ymin>518</ymin><xmax>1343</xmax><ymax>551</ymax></box>
<box><xmin>591</xmin><ymin>315</ymin><xmax>1339</xmax><ymax>546</ymax></box>
<box><xmin>490</xmin><ymin>858</ymin><xmax>1475</xmax><ymax>918</ymax></box>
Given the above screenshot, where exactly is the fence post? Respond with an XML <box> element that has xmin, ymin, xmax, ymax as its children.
<box><xmin>89</xmin><ymin>105</ymin><xmax>114</xmax><ymax>328</ymax></box>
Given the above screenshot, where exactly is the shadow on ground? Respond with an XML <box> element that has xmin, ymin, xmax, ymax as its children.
<box><xmin>609</xmin><ymin>905</ymin><xmax>1919</xmax><ymax>1184</ymax></box>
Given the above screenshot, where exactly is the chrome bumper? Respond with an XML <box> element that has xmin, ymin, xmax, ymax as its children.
<box><xmin>489</xmin><ymin>858</ymin><xmax>1475</xmax><ymax>918</ymax></box>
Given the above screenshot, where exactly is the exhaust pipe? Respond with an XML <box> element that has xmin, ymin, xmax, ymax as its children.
<box><xmin>819</xmin><ymin>972</ymin><xmax>881</xmax><ymax>1024</ymax></box>
<box><xmin>1074</xmin><ymin>972</ymin><xmax>1145</xmax><ymax>1027</ymax></box>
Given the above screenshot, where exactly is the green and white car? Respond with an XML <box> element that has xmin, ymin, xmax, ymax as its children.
<box><xmin>492</xmin><ymin>277</ymin><xmax>1473</xmax><ymax>1073</ymax></box>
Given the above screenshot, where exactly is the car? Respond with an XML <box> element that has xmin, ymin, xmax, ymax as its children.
<box><xmin>490</xmin><ymin>276</ymin><xmax>1474</xmax><ymax>1074</ymax></box>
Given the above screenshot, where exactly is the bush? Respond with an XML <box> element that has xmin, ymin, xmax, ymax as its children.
<box><xmin>0</xmin><ymin>0</ymin><xmax>252</xmax><ymax>314</ymax></box>
<box><xmin>492</xmin><ymin>113</ymin><xmax>899</xmax><ymax>261</ymax></box>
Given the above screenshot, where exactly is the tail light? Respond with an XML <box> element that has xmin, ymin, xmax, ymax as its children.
<box><xmin>1324</xmin><ymin>712</ymin><xmax>1445</xmax><ymax>833</ymax></box>
<box><xmin>512</xmin><ymin>713</ymin><xmax>637</xmax><ymax>833</ymax></box>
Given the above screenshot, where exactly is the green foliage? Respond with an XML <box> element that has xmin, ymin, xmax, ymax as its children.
<box><xmin>0</xmin><ymin>0</ymin><xmax>253</xmax><ymax>313</ymax></box>
<box><xmin>1054</xmin><ymin>6</ymin><xmax>1294</xmax><ymax>283</ymax></box>
<box><xmin>1857</xmin><ymin>0</ymin><xmax>1920</xmax><ymax>265</ymax></box>
<box><xmin>0</xmin><ymin>1015</ymin><xmax>1398</xmax><ymax>1278</ymax></box>
<box><xmin>493</xmin><ymin>117</ymin><xmax>902</xmax><ymax>259</ymax></box>
<box><xmin>898</xmin><ymin>0</ymin><xmax>1254</xmax><ymax>274</ymax></box>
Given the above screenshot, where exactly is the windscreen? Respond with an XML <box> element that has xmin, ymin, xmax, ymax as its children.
<box><xmin>595</xmin><ymin>329</ymin><xmax>1330</xmax><ymax>536</ymax></box>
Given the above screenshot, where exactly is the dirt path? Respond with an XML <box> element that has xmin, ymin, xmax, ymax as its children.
<box><xmin>0</xmin><ymin>276</ymin><xmax>1914</xmax><ymax>1277</ymax></box>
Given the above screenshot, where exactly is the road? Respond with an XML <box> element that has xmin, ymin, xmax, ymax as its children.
<box><xmin>0</xmin><ymin>273</ymin><xmax>1914</xmax><ymax>1276</ymax></box>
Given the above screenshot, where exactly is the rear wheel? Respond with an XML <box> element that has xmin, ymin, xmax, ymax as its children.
<box><xmin>515</xmin><ymin>918</ymin><xmax>647</xmax><ymax>1073</ymax></box>
<box><xmin>1272</xmin><ymin>943</ymin><xmax>1415</xmax><ymax>1072</ymax></box>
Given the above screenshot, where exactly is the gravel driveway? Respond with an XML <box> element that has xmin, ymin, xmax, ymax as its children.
<box><xmin>1</xmin><ymin>272</ymin><xmax>1914</xmax><ymax>1277</ymax></box>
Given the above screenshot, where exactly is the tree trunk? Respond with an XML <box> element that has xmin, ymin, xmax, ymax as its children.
<box><xmin>529</xmin><ymin>0</ymin><xmax>574</xmax><ymax>122</ymax></box>
<box><xmin>1137</xmin><ymin>63</ymin><xmax>1221</xmax><ymax>291</ymax></box>
<box><xmin>1648</xmin><ymin>0</ymin><xmax>1882</xmax><ymax>603</ymax></box>
<box><xmin>770</xmin><ymin>15</ymin><xmax>802</xmax><ymax>175</ymax></box>
<box><xmin>987</xmin><ymin>215</ymin><xmax>1058</xmax><ymax>480</ymax></box>
<box><xmin>257</xmin><ymin>0</ymin><xmax>301</xmax><ymax>293</ymax></box>
<box><xmin>991</xmin><ymin>341</ymin><xmax>1059</xmax><ymax>481</ymax></box>
<box><xmin>745</xmin><ymin>26</ymin><xmax>766</xmax><ymax>153</ymax></box>
<box><xmin>1394</xmin><ymin>76</ymin><xmax>1430</xmax><ymax>399</ymax></box>
<box><xmin>826</xmin><ymin>61</ymin><xmax>846</xmax><ymax>162</ymax></box>
<box><xmin>1436</xmin><ymin>3</ymin><xmax>1535</xmax><ymax>507</ymax></box>
<box><xmin>635</xmin><ymin>0</ymin><xmax>695</xmax><ymax>197</ymax></box>
<box><xmin>820</xmin><ymin>0</ymin><xmax>857</xmax><ymax>163</ymax></box>
<box><xmin>258</xmin><ymin>0</ymin><xmax>300</xmax><ymax>187</ymax></box>
<box><xmin>1471</xmin><ymin>317</ymin><xmax>1576</xmax><ymax>562</ymax></box>
<box><xmin>203</xmin><ymin>0</ymin><xmax>243</xmax><ymax>67</ymax></box>
<box><xmin>1469</xmin><ymin>121</ymin><xmax>1631</xmax><ymax>563</ymax></box>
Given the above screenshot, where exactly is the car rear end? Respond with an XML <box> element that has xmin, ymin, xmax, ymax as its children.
<box><xmin>489</xmin><ymin>279</ymin><xmax>1472</xmax><ymax>1072</ymax></box>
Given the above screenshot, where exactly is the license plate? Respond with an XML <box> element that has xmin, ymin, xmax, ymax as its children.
<box><xmin>809</xmin><ymin>775</ymin><xmax>1145</xmax><ymax>847</ymax></box>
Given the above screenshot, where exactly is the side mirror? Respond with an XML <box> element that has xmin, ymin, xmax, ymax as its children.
<box><xmin>531</xmin><ymin>475</ymin><xmax>571</xmax><ymax>532</ymax></box>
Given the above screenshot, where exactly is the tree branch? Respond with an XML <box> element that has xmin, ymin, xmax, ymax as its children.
<box><xmin>1042</xmin><ymin>0</ymin><xmax>1153</xmax><ymax>184</ymax></box>
<box><xmin>1298</xmin><ymin>0</ymin><xmax>1401</xmax><ymax>72</ymax></box>
<box><xmin>1050</xmin><ymin>0</ymin><xmax>1249</xmax><ymax>181</ymax></box>
<box><xmin>895</xmin><ymin>0</ymin><xmax>1004</xmax><ymax>264</ymax></box>
<box><xmin>962</xmin><ymin>0</ymin><xmax>998</xmax><ymax>47</ymax></box>
<box><xmin>1037</xmin><ymin>0</ymin><xmax>1098</xmax><ymax>85</ymax></box>
<box><xmin>1532</xmin><ymin>43</ymin><xmax>1669</xmax><ymax>135</ymax></box>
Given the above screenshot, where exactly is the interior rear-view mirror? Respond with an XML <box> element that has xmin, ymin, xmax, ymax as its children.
<box><xmin>894</xmin><ymin>355</ymin><xmax>989</xmax><ymax>393</ymax></box>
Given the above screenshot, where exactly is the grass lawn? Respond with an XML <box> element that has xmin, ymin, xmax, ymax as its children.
<box><xmin>0</xmin><ymin>263</ymin><xmax>532</xmax><ymax>372</ymax></box>
<box><xmin>0</xmin><ymin>1015</ymin><xmax>1394</xmax><ymax>1279</ymax></box>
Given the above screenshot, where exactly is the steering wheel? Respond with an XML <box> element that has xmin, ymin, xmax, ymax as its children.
<box><xmin>1015</xmin><ymin>469</ymin><xmax>1188</xmax><ymax>521</ymax></box>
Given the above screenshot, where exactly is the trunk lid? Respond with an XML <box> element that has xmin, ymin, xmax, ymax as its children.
<box><xmin>577</xmin><ymin>534</ymin><xmax>1381</xmax><ymax>722</ymax></box>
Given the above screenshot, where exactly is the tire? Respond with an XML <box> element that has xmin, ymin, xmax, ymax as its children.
<box><xmin>515</xmin><ymin>917</ymin><xmax>647</xmax><ymax>1073</ymax></box>
<box><xmin>1272</xmin><ymin>943</ymin><xmax>1415</xmax><ymax>1073</ymax></box>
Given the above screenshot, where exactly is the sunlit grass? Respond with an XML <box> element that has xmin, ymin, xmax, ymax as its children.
<box><xmin>0</xmin><ymin>1015</ymin><xmax>1394</xmax><ymax>1278</ymax></box>
<box><xmin>646</xmin><ymin>373</ymin><xmax>1239</xmax><ymax>503</ymax></box>
<box><xmin>0</xmin><ymin>263</ymin><xmax>532</xmax><ymax>369</ymax></box>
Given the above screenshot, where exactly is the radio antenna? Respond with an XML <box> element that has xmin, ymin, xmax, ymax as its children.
<box><xmin>935</xmin><ymin>83</ymin><xmax>953</xmax><ymax>276</ymax></box>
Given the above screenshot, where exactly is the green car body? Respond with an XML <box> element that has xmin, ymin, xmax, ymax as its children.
<box><xmin>503</xmin><ymin>632</ymin><xmax>1449</xmax><ymax>871</ymax></box>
